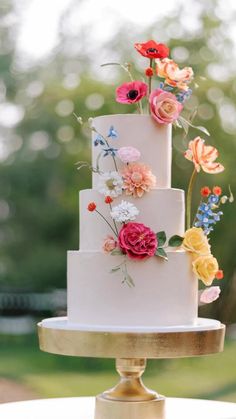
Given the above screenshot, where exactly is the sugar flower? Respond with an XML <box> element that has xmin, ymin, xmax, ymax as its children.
<box><xmin>107</xmin><ymin>126</ymin><xmax>118</xmax><ymax>139</ymax></box>
<box><xmin>87</xmin><ymin>202</ymin><xmax>96</xmax><ymax>212</ymax></box>
<box><xmin>135</xmin><ymin>40</ymin><xmax>169</xmax><ymax>59</ymax></box>
<box><xmin>184</xmin><ymin>137</ymin><xmax>225</xmax><ymax>174</ymax></box>
<box><xmin>149</xmin><ymin>88</ymin><xmax>183</xmax><ymax>124</ymax></box>
<box><xmin>156</xmin><ymin>58</ymin><xmax>194</xmax><ymax>91</ymax></box>
<box><xmin>117</xmin><ymin>146</ymin><xmax>141</xmax><ymax>163</ymax></box>
<box><xmin>192</xmin><ymin>254</ymin><xmax>219</xmax><ymax>286</ymax></box>
<box><xmin>122</xmin><ymin>163</ymin><xmax>156</xmax><ymax>198</ymax></box>
<box><xmin>118</xmin><ymin>222</ymin><xmax>158</xmax><ymax>260</ymax></box>
<box><xmin>97</xmin><ymin>171</ymin><xmax>123</xmax><ymax>198</ymax></box>
<box><xmin>103</xmin><ymin>235</ymin><xmax>117</xmax><ymax>253</ymax></box>
<box><xmin>200</xmin><ymin>286</ymin><xmax>221</xmax><ymax>304</ymax></box>
<box><xmin>116</xmin><ymin>81</ymin><xmax>148</xmax><ymax>104</ymax></box>
<box><xmin>182</xmin><ymin>227</ymin><xmax>211</xmax><ymax>256</ymax></box>
<box><xmin>110</xmin><ymin>200</ymin><xmax>139</xmax><ymax>223</ymax></box>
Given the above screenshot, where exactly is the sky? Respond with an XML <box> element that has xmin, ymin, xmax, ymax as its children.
<box><xmin>15</xmin><ymin>0</ymin><xmax>236</xmax><ymax>62</ymax></box>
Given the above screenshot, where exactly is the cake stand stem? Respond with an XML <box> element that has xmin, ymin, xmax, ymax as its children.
<box><xmin>95</xmin><ymin>358</ymin><xmax>165</xmax><ymax>419</ymax></box>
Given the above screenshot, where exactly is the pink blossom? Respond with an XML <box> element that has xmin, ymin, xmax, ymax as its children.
<box><xmin>149</xmin><ymin>88</ymin><xmax>183</xmax><ymax>124</ymax></box>
<box><xmin>184</xmin><ymin>137</ymin><xmax>225</xmax><ymax>174</ymax></box>
<box><xmin>103</xmin><ymin>235</ymin><xmax>117</xmax><ymax>253</ymax></box>
<box><xmin>118</xmin><ymin>222</ymin><xmax>157</xmax><ymax>260</ymax></box>
<box><xmin>199</xmin><ymin>286</ymin><xmax>221</xmax><ymax>304</ymax></box>
<box><xmin>117</xmin><ymin>146</ymin><xmax>141</xmax><ymax>163</ymax></box>
<box><xmin>116</xmin><ymin>81</ymin><xmax>148</xmax><ymax>104</ymax></box>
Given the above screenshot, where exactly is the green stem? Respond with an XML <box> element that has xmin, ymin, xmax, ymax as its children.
<box><xmin>95</xmin><ymin>209</ymin><xmax>118</xmax><ymax>237</ymax></box>
<box><xmin>186</xmin><ymin>169</ymin><xmax>197</xmax><ymax>230</ymax></box>
<box><xmin>148</xmin><ymin>58</ymin><xmax>153</xmax><ymax>114</ymax></box>
<box><xmin>109</xmin><ymin>203</ymin><xmax>119</xmax><ymax>236</ymax></box>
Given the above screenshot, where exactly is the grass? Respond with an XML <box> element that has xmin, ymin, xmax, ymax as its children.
<box><xmin>1</xmin><ymin>332</ymin><xmax>236</xmax><ymax>402</ymax></box>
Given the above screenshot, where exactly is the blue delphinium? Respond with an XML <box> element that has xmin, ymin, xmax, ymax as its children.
<box><xmin>194</xmin><ymin>194</ymin><xmax>223</xmax><ymax>235</ymax></box>
<box><xmin>94</xmin><ymin>135</ymin><xmax>105</xmax><ymax>147</ymax></box>
<box><xmin>107</xmin><ymin>126</ymin><xmax>118</xmax><ymax>139</ymax></box>
<box><xmin>103</xmin><ymin>147</ymin><xmax>118</xmax><ymax>157</ymax></box>
<box><xmin>176</xmin><ymin>89</ymin><xmax>192</xmax><ymax>104</ymax></box>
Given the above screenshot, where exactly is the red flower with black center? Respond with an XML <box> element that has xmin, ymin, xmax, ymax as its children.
<box><xmin>87</xmin><ymin>202</ymin><xmax>96</xmax><ymax>212</ymax></box>
<box><xmin>135</xmin><ymin>40</ymin><xmax>169</xmax><ymax>59</ymax></box>
<box><xmin>116</xmin><ymin>81</ymin><xmax>148</xmax><ymax>104</ymax></box>
<box><xmin>200</xmin><ymin>186</ymin><xmax>211</xmax><ymax>197</ymax></box>
<box><xmin>104</xmin><ymin>196</ymin><xmax>113</xmax><ymax>204</ymax></box>
<box><xmin>213</xmin><ymin>186</ymin><xmax>222</xmax><ymax>196</ymax></box>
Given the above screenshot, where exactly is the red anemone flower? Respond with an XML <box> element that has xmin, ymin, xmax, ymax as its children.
<box><xmin>134</xmin><ymin>40</ymin><xmax>169</xmax><ymax>59</ymax></box>
<box><xmin>116</xmin><ymin>81</ymin><xmax>148</xmax><ymax>104</ymax></box>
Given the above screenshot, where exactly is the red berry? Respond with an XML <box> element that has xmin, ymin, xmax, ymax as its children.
<box><xmin>105</xmin><ymin>196</ymin><xmax>113</xmax><ymax>204</ymax></box>
<box><xmin>145</xmin><ymin>67</ymin><xmax>154</xmax><ymax>77</ymax></box>
<box><xmin>200</xmin><ymin>186</ymin><xmax>211</xmax><ymax>197</ymax></box>
<box><xmin>215</xmin><ymin>270</ymin><xmax>224</xmax><ymax>280</ymax></box>
<box><xmin>213</xmin><ymin>186</ymin><xmax>222</xmax><ymax>196</ymax></box>
<box><xmin>87</xmin><ymin>202</ymin><xmax>96</xmax><ymax>212</ymax></box>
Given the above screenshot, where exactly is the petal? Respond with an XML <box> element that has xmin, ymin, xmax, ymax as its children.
<box><xmin>202</xmin><ymin>162</ymin><xmax>225</xmax><ymax>174</ymax></box>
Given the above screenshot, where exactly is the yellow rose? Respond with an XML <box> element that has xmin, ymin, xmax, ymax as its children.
<box><xmin>192</xmin><ymin>255</ymin><xmax>219</xmax><ymax>286</ymax></box>
<box><xmin>182</xmin><ymin>227</ymin><xmax>211</xmax><ymax>256</ymax></box>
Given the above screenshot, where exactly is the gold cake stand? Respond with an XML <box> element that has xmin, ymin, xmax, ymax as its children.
<box><xmin>38</xmin><ymin>317</ymin><xmax>225</xmax><ymax>419</ymax></box>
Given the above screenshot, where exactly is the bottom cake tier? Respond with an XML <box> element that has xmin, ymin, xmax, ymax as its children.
<box><xmin>67</xmin><ymin>249</ymin><xmax>198</xmax><ymax>329</ymax></box>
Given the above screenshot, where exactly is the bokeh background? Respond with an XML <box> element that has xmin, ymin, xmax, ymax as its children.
<box><xmin>0</xmin><ymin>0</ymin><xmax>236</xmax><ymax>404</ymax></box>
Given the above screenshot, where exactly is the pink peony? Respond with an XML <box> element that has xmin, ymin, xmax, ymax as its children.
<box><xmin>122</xmin><ymin>163</ymin><xmax>156</xmax><ymax>198</ymax></box>
<box><xmin>118</xmin><ymin>222</ymin><xmax>157</xmax><ymax>260</ymax></box>
<box><xmin>116</xmin><ymin>81</ymin><xmax>148</xmax><ymax>104</ymax></box>
<box><xmin>199</xmin><ymin>286</ymin><xmax>221</xmax><ymax>304</ymax></box>
<box><xmin>117</xmin><ymin>146</ymin><xmax>141</xmax><ymax>163</ymax></box>
<box><xmin>103</xmin><ymin>235</ymin><xmax>117</xmax><ymax>253</ymax></box>
<box><xmin>149</xmin><ymin>88</ymin><xmax>183</xmax><ymax>124</ymax></box>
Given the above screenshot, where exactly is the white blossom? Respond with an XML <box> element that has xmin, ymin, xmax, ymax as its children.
<box><xmin>97</xmin><ymin>171</ymin><xmax>123</xmax><ymax>198</ymax></box>
<box><xmin>110</xmin><ymin>200</ymin><xmax>139</xmax><ymax>223</ymax></box>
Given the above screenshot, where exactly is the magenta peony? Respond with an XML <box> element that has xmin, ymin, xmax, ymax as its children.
<box><xmin>118</xmin><ymin>222</ymin><xmax>157</xmax><ymax>260</ymax></box>
<box><xmin>116</xmin><ymin>81</ymin><xmax>148</xmax><ymax>104</ymax></box>
<box><xmin>149</xmin><ymin>88</ymin><xmax>183</xmax><ymax>124</ymax></box>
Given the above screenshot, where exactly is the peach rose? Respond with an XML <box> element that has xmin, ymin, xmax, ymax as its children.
<box><xmin>182</xmin><ymin>227</ymin><xmax>211</xmax><ymax>256</ymax></box>
<box><xmin>103</xmin><ymin>235</ymin><xmax>117</xmax><ymax>253</ymax></box>
<box><xmin>149</xmin><ymin>88</ymin><xmax>183</xmax><ymax>124</ymax></box>
<box><xmin>156</xmin><ymin>58</ymin><xmax>193</xmax><ymax>90</ymax></box>
<box><xmin>192</xmin><ymin>254</ymin><xmax>219</xmax><ymax>286</ymax></box>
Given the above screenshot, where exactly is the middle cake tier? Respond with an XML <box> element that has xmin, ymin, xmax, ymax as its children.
<box><xmin>79</xmin><ymin>188</ymin><xmax>185</xmax><ymax>251</ymax></box>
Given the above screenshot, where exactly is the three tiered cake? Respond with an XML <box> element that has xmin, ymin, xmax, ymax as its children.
<box><xmin>65</xmin><ymin>40</ymin><xmax>228</xmax><ymax>332</ymax></box>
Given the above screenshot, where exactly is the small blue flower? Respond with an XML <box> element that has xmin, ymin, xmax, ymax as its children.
<box><xmin>159</xmin><ymin>82</ymin><xmax>164</xmax><ymax>89</ymax></box>
<box><xmin>208</xmin><ymin>194</ymin><xmax>219</xmax><ymax>204</ymax></box>
<box><xmin>94</xmin><ymin>135</ymin><xmax>105</xmax><ymax>147</ymax></box>
<box><xmin>107</xmin><ymin>126</ymin><xmax>118</xmax><ymax>139</ymax></box>
<box><xmin>103</xmin><ymin>147</ymin><xmax>118</xmax><ymax>157</ymax></box>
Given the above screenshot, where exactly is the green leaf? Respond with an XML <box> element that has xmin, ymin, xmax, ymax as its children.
<box><xmin>178</xmin><ymin>116</ymin><xmax>210</xmax><ymax>137</ymax></box>
<box><xmin>168</xmin><ymin>235</ymin><xmax>184</xmax><ymax>247</ymax></box>
<box><xmin>124</xmin><ymin>273</ymin><xmax>135</xmax><ymax>288</ymax></box>
<box><xmin>110</xmin><ymin>248</ymin><xmax>123</xmax><ymax>256</ymax></box>
<box><xmin>110</xmin><ymin>266</ymin><xmax>121</xmax><ymax>273</ymax></box>
<box><xmin>155</xmin><ymin>248</ymin><xmax>168</xmax><ymax>261</ymax></box>
<box><xmin>156</xmin><ymin>231</ymin><xmax>167</xmax><ymax>247</ymax></box>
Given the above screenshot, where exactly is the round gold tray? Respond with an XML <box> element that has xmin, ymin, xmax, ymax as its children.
<box><xmin>38</xmin><ymin>317</ymin><xmax>225</xmax><ymax>359</ymax></box>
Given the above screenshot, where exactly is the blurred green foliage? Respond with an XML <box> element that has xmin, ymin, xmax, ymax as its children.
<box><xmin>0</xmin><ymin>0</ymin><xmax>235</xmax><ymax>322</ymax></box>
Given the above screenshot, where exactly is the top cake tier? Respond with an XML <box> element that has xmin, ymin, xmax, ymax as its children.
<box><xmin>92</xmin><ymin>114</ymin><xmax>172</xmax><ymax>189</ymax></box>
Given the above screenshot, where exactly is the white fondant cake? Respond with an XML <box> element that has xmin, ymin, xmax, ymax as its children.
<box><xmin>67</xmin><ymin>114</ymin><xmax>199</xmax><ymax>330</ymax></box>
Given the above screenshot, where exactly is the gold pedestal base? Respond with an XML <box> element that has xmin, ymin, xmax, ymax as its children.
<box><xmin>95</xmin><ymin>395</ymin><xmax>165</xmax><ymax>419</ymax></box>
<box><xmin>95</xmin><ymin>358</ymin><xmax>165</xmax><ymax>419</ymax></box>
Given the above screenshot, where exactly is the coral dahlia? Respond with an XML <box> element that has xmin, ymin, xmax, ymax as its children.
<box><xmin>121</xmin><ymin>163</ymin><xmax>156</xmax><ymax>198</ymax></box>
